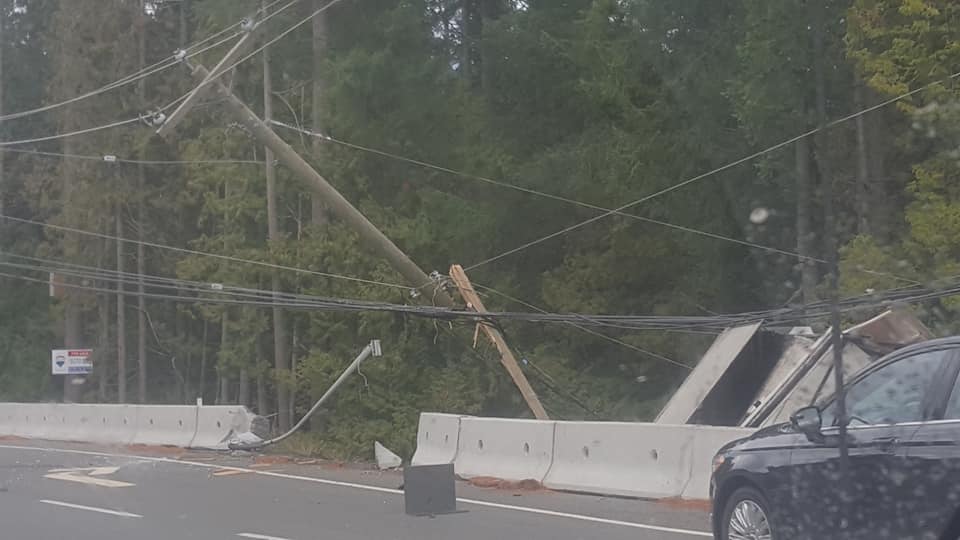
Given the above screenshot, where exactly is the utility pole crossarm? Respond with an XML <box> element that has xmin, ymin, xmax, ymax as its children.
<box><xmin>448</xmin><ymin>264</ymin><xmax>549</xmax><ymax>420</ymax></box>
<box><xmin>177</xmin><ymin>60</ymin><xmax>455</xmax><ymax>307</ymax></box>
<box><xmin>156</xmin><ymin>26</ymin><xmax>259</xmax><ymax>138</ymax></box>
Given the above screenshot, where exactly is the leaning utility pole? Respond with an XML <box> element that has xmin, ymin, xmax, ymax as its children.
<box><xmin>159</xmin><ymin>56</ymin><xmax>455</xmax><ymax>307</ymax></box>
<box><xmin>448</xmin><ymin>265</ymin><xmax>548</xmax><ymax>420</ymax></box>
<box><xmin>156</xmin><ymin>28</ymin><xmax>259</xmax><ymax>138</ymax></box>
<box><xmin>155</xmin><ymin>17</ymin><xmax>557</xmax><ymax>418</ymax></box>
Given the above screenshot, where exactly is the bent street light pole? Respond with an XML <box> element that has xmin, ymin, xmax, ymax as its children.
<box><xmin>230</xmin><ymin>339</ymin><xmax>383</xmax><ymax>450</ymax></box>
<box><xmin>176</xmin><ymin>60</ymin><xmax>454</xmax><ymax>308</ymax></box>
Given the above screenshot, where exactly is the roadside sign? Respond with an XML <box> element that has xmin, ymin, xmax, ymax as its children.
<box><xmin>51</xmin><ymin>349</ymin><xmax>93</xmax><ymax>375</ymax></box>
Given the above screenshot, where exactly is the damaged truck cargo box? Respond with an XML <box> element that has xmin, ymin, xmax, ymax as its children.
<box><xmin>655</xmin><ymin>310</ymin><xmax>932</xmax><ymax>429</ymax></box>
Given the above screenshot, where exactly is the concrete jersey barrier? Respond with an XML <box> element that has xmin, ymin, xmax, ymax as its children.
<box><xmin>413</xmin><ymin>412</ymin><xmax>757</xmax><ymax>500</ymax></box>
<box><xmin>129</xmin><ymin>405</ymin><xmax>199</xmax><ymax>447</ymax></box>
<box><xmin>54</xmin><ymin>404</ymin><xmax>105</xmax><ymax>443</ymax></box>
<box><xmin>5</xmin><ymin>403</ymin><xmax>57</xmax><ymax>440</ymax></box>
<box><xmin>679</xmin><ymin>426</ymin><xmax>755</xmax><ymax>499</ymax></box>
<box><xmin>411</xmin><ymin>413</ymin><xmax>463</xmax><ymax>465</ymax></box>
<box><xmin>454</xmin><ymin>417</ymin><xmax>556</xmax><ymax>483</ymax></box>
<box><xmin>83</xmin><ymin>404</ymin><xmax>140</xmax><ymax>445</ymax></box>
<box><xmin>190</xmin><ymin>405</ymin><xmax>257</xmax><ymax>449</ymax></box>
<box><xmin>0</xmin><ymin>402</ymin><xmax>262</xmax><ymax>450</ymax></box>
<box><xmin>543</xmin><ymin>421</ymin><xmax>699</xmax><ymax>499</ymax></box>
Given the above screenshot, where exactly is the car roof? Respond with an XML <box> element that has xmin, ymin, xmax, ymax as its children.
<box><xmin>877</xmin><ymin>336</ymin><xmax>960</xmax><ymax>362</ymax></box>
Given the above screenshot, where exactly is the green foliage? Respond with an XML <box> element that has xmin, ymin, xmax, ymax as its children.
<box><xmin>848</xmin><ymin>0</ymin><xmax>960</xmax><ymax>104</ymax></box>
<box><xmin>0</xmin><ymin>280</ymin><xmax>53</xmax><ymax>401</ymax></box>
<box><xmin>841</xmin><ymin>0</ymin><xmax>960</xmax><ymax>332</ymax></box>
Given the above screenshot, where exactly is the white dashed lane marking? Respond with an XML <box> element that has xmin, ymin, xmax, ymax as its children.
<box><xmin>38</xmin><ymin>499</ymin><xmax>142</xmax><ymax>518</ymax></box>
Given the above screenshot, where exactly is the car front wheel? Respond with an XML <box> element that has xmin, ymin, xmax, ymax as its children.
<box><xmin>721</xmin><ymin>486</ymin><xmax>775</xmax><ymax>540</ymax></box>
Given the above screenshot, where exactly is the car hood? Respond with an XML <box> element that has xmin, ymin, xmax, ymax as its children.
<box><xmin>718</xmin><ymin>422</ymin><xmax>801</xmax><ymax>454</ymax></box>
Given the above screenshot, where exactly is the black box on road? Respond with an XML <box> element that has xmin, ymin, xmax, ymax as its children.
<box><xmin>403</xmin><ymin>463</ymin><xmax>457</xmax><ymax>516</ymax></box>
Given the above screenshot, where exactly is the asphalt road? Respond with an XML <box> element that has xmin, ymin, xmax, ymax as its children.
<box><xmin>0</xmin><ymin>440</ymin><xmax>713</xmax><ymax>540</ymax></box>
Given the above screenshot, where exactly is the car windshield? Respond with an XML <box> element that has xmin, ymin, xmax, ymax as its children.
<box><xmin>2</xmin><ymin>1</ymin><xmax>960</xmax><ymax>540</ymax></box>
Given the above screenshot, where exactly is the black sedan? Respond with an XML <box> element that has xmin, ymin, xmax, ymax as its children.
<box><xmin>710</xmin><ymin>336</ymin><xmax>960</xmax><ymax>540</ymax></box>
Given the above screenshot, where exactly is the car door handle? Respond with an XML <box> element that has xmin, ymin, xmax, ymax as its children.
<box><xmin>871</xmin><ymin>437</ymin><xmax>900</xmax><ymax>452</ymax></box>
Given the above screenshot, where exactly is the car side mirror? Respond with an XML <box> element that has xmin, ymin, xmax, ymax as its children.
<box><xmin>791</xmin><ymin>405</ymin><xmax>824</xmax><ymax>443</ymax></box>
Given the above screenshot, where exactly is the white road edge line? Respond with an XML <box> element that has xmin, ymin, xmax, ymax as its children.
<box><xmin>2</xmin><ymin>444</ymin><xmax>709</xmax><ymax>538</ymax></box>
<box><xmin>237</xmin><ymin>533</ymin><xmax>294</xmax><ymax>540</ymax></box>
<box><xmin>39</xmin><ymin>499</ymin><xmax>142</xmax><ymax>518</ymax></box>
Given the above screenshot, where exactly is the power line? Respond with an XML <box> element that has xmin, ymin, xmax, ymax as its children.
<box><xmin>0</xmin><ymin>118</ymin><xmax>143</xmax><ymax>148</ymax></box>
<box><xmin>0</xmin><ymin>0</ymin><xmax>344</xmax><ymax>148</ymax></box>
<box><xmin>170</xmin><ymin>0</ymin><xmax>349</xmax><ymax>111</ymax></box>
<box><xmin>0</xmin><ymin>0</ymin><xmax>296</xmax><ymax>124</ymax></box>
<box><xmin>271</xmin><ymin>121</ymin><xmax>815</xmax><ymax>260</ymax></box>
<box><xmin>463</xmin><ymin>69</ymin><xmax>960</xmax><ymax>272</ymax></box>
<box><xmin>0</xmin><ymin>250</ymin><xmax>729</xmax><ymax>328</ymax></box>
<box><xmin>0</xmin><ymin>252</ymin><xmax>589</xmax><ymax>326</ymax></box>
<box><xmin>4</xmin><ymin>247</ymin><xmax>959</xmax><ymax>331</ymax></box>
<box><xmin>0</xmin><ymin>254</ymin><xmax>442</xmax><ymax>316</ymax></box>
<box><xmin>0</xmin><ymin>146</ymin><xmax>264</xmax><ymax>165</ymax></box>
<box><xmin>491</xmin><ymin>322</ymin><xmax>601</xmax><ymax>418</ymax></box>
<box><xmin>0</xmin><ymin>257</ymin><xmax>611</xmax><ymax>326</ymax></box>
<box><xmin>470</xmin><ymin>281</ymin><xmax>692</xmax><ymax>370</ymax></box>
<box><xmin>271</xmin><ymin>121</ymin><xmax>918</xmax><ymax>287</ymax></box>
<box><xmin>475</xmin><ymin>282</ymin><xmax>721</xmax><ymax>335</ymax></box>
<box><xmin>0</xmin><ymin>244</ymin><xmax>742</xmax><ymax>333</ymax></box>
<box><xmin>432</xmin><ymin>322</ymin><xmax>588</xmax><ymax>419</ymax></box>
<box><xmin>0</xmin><ymin>214</ymin><xmax>415</xmax><ymax>292</ymax></box>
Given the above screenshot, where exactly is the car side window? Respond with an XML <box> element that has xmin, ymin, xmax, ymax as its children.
<box><xmin>822</xmin><ymin>349</ymin><xmax>946</xmax><ymax>426</ymax></box>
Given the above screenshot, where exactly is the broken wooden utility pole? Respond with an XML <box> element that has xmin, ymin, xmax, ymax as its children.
<box><xmin>155</xmin><ymin>18</ymin><xmax>548</xmax><ymax>420</ymax></box>
<box><xmin>448</xmin><ymin>264</ymin><xmax>548</xmax><ymax>420</ymax></box>
<box><xmin>159</xmin><ymin>57</ymin><xmax>455</xmax><ymax>307</ymax></box>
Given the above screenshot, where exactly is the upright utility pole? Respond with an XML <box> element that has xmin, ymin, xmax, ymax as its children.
<box><xmin>219</xmin><ymin>179</ymin><xmax>231</xmax><ymax>405</ymax></box>
<box><xmin>116</xmin><ymin>203</ymin><xmax>127</xmax><ymax>403</ymax></box>
<box><xmin>795</xmin><ymin>137</ymin><xmax>817</xmax><ymax>305</ymax></box>
<box><xmin>448</xmin><ymin>265</ymin><xmax>548</xmax><ymax>420</ymax></box>
<box><xmin>311</xmin><ymin>0</ymin><xmax>329</xmax><ymax>225</ymax></box>
<box><xmin>58</xmin><ymin>19</ymin><xmax>84</xmax><ymax>402</ymax></box>
<box><xmin>0</xmin><ymin>1</ymin><xmax>5</xmax><ymax>218</ymax></box>
<box><xmin>812</xmin><ymin>0</ymin><xmax>848</xmax><ymax>481</ymax></box>
<box><xmin>853</xmin><ymin>83</ymin><xmax>871</xmax><ymax>236</ymax></box>
<box><xmin>179</xmin><ymin>0</ymin><xmax>190</xmax><ymax>46</ymax></box>
<box><xmin>136</xmin><ymin>0</ymin><xmax>148</xmax><ymax>403</ymax></box>
<box><xmin>263</xmin><ymin>2</ymin><xmax>292</xmax><ymax>432</ymax></box>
